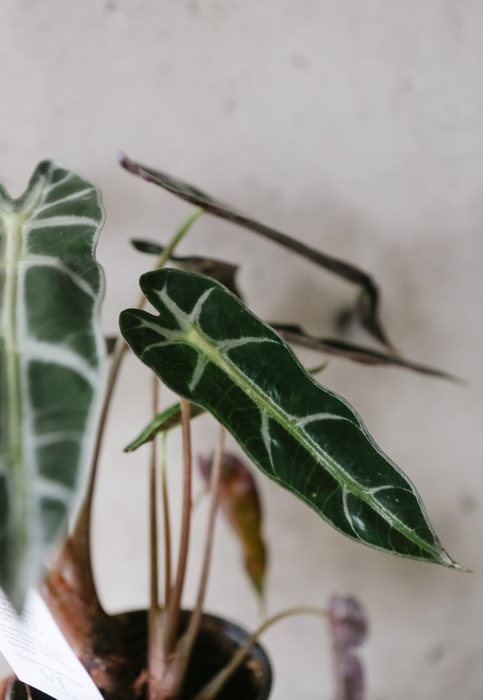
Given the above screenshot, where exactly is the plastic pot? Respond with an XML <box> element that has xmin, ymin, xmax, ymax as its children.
<box><xmin>5</xmin><ymin>609</ymin><xmax>272</xmax><ymax>700</ymax></box>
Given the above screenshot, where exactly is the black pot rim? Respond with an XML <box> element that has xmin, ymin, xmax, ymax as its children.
<box><xmin>195</xmin><ymin>610</ymin><xmax>272</xmax><ymax>700</ymax></box>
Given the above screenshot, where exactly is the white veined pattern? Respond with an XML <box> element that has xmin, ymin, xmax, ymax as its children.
<box><xmin>0</xmin><ymin>161</ymin><xmax>106</xmax><ymax>608</ymax></box>
<box><xmin>120</xmin><ymin>268</ymin><xmax>462</xmax><ymax>570</ymax></box>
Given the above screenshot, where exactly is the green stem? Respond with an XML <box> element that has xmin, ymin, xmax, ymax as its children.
<box><xmin>193</xmin><ymin>607</ymin><xmax>327</xmax><ymax>700</ymax></box>
<box><xmin>153</xmin><ymin>208</ymin><xmax>203</xmax><ymax>271</ymax></box>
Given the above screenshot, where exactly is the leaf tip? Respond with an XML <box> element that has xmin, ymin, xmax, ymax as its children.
<box><xmin>437</xmin><ymin>549</ymin><xmax>469</xmax><ymax>572</ymax></box>
<box><xmin>118</xmin><ymin>152</ymin><xmax>143</xmax><ymax>179</ymax></box>
<box><xmin>118</xmin><ymin>151</ymin><xmax>130</xmax><ymax>169</ymax></box>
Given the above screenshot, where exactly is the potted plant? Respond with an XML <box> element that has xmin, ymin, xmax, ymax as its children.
<box><xmin>0</xmin><ymin>157</ymin><xmax>464</xmax><ymax>700</ymax></box>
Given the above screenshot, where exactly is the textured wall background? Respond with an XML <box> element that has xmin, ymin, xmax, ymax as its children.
<box><xmin>1</xmin><ymin>2</ymin><xmax>482</xmax><ymax>699</ymax></box>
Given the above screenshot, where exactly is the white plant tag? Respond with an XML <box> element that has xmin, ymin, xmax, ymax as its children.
<box><xmin>0</xmin><ymin>588</ymin><xmax>103</xmax><ymax>700</ymax></box>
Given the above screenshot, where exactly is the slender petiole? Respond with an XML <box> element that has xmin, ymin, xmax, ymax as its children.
<box><xmin>72</xmin><ymin>208</ymin><xmax>203</xmax><ymax>604</ymax></box>
<box><xmin>175</xmin><ymin>426</ymin><xmax>226</xmax><ymax>683</ymax></box>
<box><xmin>153</xmin><ymin>208</ymin><xmax>203</xmax><ymax>272</ymax></box>
<box><xmin>150</xmin><ymin>375</ymin><xmax>160</xmax><ymax>612</ymax></box>
<box><xmin>161</xmin><ymin>432</ymin><xmax>172</xmax><ymax>607</ymax></box>
<box><xmin>193</xmin><ymin>607</ymin><xmax>327</xmax><ymax>700</ymax></box>
<box><xmin>163</xmin><ymin>399</ymin><xmax>193</xmax><ymax>655</ymax></box>
<box><xmin>148</xmin><ymin>376</ymin><xmax>165</xmax><ymax>700</ymax></box>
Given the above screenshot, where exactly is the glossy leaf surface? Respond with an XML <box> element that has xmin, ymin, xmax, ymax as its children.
<box><xmin>120</xmin><ymin>153</ymin><xmax>391</xmax><ymax>347</ymax></box>
<box><xmin>120</xmin><ymin>269</ymin><xmax>461</xmax><ymax>567</ymax></box>
<box><xmin>0</xmin><ymin>161</ymin><xmax>105</xmax><ymax>607</ymax></box>
<box><xmin>198</xmin><ymin>452</ymin><xmax>267</xmax><ymax>595</ymax></box>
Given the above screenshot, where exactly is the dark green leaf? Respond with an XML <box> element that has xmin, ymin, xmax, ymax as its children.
<box><xmin>0</xmin><ymin>161</ymin><xmax>105</xmax><ymax>607</ymax></box>
<box><xmin>271</xmin><ymin>324</ymin><xmax>463</xmax><ymax>382</ymax></box>
<box><xmin>124</xmin><ymin>401</ymin><xmax>206</xmax><ymax>452</ymax></box>
<box><xmin>120</xmin><ymin>268</ymin><xmax>463</xmax><ymax>568</ymax></box>
<box><xmin>120</xmin><ymin>154</ymin><xmax>391</xmax><ymax>347</ymax></box>
<box><xmin>131</xmin><ymin>239</ymin><xmax>165</xmax><ymax>256</ymax></box>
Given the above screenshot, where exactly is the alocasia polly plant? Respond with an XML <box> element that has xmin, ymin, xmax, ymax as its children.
<box><xmin>0</xmin><ymin>157</ymin><xmax>465</xmax><ymax>700</ymax></box>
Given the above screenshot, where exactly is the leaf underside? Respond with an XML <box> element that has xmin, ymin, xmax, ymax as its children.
<box><xmin>120</xmin><ymin>268</ymin><xmax>462</xmax><ymax>569</ymax></box>
<box><xmin>120</xmin><ymin>154</ymin><xmax>391</xmax><ymax>347</ymax></box>
<box><xmin>131</xmin><ymin>240</ymin><xmax>243</xmax><ymax>299</ymax></box>
<box><xmin>0</xmin><ymin>161</ymin><xmax>105</xmax><ymax>607</ymax></box>
<box><xmin>131</xmin><ymin>239</ymin><xmax>458</xmax><ymax>381</ymax></box>
<box><xmin>271</xmin><ymin>324</ymin><xmax>462</xmax><ymax>382</ymax></box>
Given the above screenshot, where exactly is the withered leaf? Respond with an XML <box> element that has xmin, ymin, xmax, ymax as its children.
<box><xmin>198</xmin><ymin>452</ymin><xmax>267</xmax><ymax>596</ymax></box>
<box><xmin>120</xmin><ymin>153</ymin><xmax>392</xmax><ymax>347</ymax></box>
<box><xmin>328</xmin><ymin>596</ymin><xmax>367</xmax><ymax>700</ymax></box>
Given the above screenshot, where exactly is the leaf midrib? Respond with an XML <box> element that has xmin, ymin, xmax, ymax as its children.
<box><xmin>180</xmin><ymin>320</ymin><xmax>443</xmax><ymax>558</ymax></box>
<box><xmin>0</xmin><ymin>179</ymin><xmax>46</xmax><ymax>568</ymax></box>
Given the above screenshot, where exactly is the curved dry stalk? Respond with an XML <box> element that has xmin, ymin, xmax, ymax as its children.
<box><xmin>193</xmin><ymin>607</ymin><xmax>327</xmax><ymax>700</ymax></box>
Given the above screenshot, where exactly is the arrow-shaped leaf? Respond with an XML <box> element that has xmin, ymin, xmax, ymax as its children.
<box><xmin>119</xmin><ymin>269</ymin><xmax>462</xmax><ymax>568</ymax></box>
<box><xmin>0</xmin><ymin>161</ymin><xmax>105</xmax><ymax>607</ymax></box>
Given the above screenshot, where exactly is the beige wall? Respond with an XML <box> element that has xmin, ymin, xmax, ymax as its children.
<box><xmin>1</xmin><ymin>2</ymin><xmax>483</xmax><ymax>698</ymax></box>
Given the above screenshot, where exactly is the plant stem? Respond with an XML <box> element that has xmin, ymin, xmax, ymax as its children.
<box><xmin>193</xmin><ymin>607</ymin><xmax>327</xmax><ymax>700</ymax></box>
<box><xmin>71</xmin><ymin>208</ymin><xmax>203</xmax><ymax>606</ymax></box>
<box><xmin>163</xmin><ymin>399</ymin><xmax>193</xmax><ymax>656</ymax></box>
<box><xmin>148</xmin><ymin>376</ymin><xmax>166</xmax><ymax>700</ymax></box>
<box><xmin>153</xmin><ymin>208</ymin><xmax>203</xmax><ymax>271</ymax></box>
<box><xmin>173</xmin><ymin>426</ymin><xmax>225</xmax><ymax>694</ymax></box>
<box><xmin>161</xmin><ymin>432</ymin><xmax>172</xmax><ymax>607</ymax></box>
<box><xmin>150</xmin><ymin>375</ymin><xmax>160</xmax><ymax>612</ymax></box>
